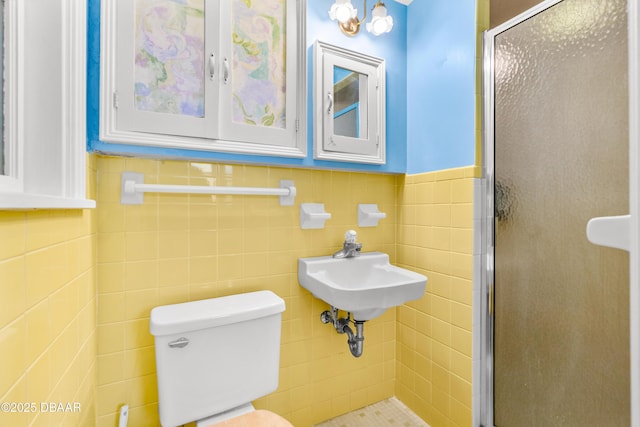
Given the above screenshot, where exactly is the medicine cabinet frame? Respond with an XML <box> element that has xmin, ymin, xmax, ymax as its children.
<box><xmin>313</xmin><ymin>40</ymin><xmax>386</xmax><ymax>164</ymax></box>
<box><xmin>100</xmin><ymin>0</ymin><xmax>307</xmax><ymax>159</ymax></box>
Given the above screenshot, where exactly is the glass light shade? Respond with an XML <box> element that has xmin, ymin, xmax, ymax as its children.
<box><xmin>329</xmin><ymin>0</ymin><xmax>357</xmax><ymax>24</ymax></box>
<box><xmin>366</xmin><ymin>3</ymin><xmax>393</xmax><ymax>35</ymax></box>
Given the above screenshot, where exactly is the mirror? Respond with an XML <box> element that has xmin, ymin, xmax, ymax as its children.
<box><xmin>333</xmin><ymin>66</ymin><xmax>367</xmax><ymax>139</ymax></box>
<box><xmin>314</xmin><ymin>41</ymin><xmax>385</xmax><ymax>164</ymax></box>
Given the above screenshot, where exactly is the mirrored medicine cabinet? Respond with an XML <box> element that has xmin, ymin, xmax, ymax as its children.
<box><xmin>314</xmin><ymin>41</ymin><xmax>386</xmax><ymax>164</ymax></box>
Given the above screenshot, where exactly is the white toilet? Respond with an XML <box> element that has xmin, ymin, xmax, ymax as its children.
<box><xmin>150</xmin><ymin>290</ymin><xmax>292</xmax><ymax>427</ymax></box>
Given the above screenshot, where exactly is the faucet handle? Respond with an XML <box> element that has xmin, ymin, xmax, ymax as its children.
<box><xmin>345</xmin><ymin>230</ymin><xmax>357</xmax><ymax>244</ymax></box>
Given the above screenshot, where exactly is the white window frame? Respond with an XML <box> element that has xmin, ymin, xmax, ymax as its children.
<box><xmin>0</xmin><ymin>0</ymin><xmax>94</xmax><ymax>209</ymax></box>
<box><xmin>0</xmin><ymin>0</ymin><xmax>23</xmax><ymax>194</ymax></box>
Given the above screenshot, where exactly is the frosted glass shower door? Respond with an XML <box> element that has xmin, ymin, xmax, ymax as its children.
<box><xmin>487</xmin><ymin>0</ymin><xmax>631</xmax><ymax>425</ymax></box>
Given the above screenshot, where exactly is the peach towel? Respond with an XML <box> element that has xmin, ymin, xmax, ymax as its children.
<box><xmin>209</xmin><ymin>410</ymin><xmax>293</xmax><ymax>427</ymax></box>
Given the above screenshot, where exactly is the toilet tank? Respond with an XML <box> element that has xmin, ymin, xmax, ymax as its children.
<box><xmin>150</xmin><ymin>291</ymin><xmax>285</xmax><ymax>427</ymax></box>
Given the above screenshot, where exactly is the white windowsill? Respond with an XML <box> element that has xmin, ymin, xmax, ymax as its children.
<box><xmin>0</xmin><ymin>193</ymin><xmax>96</xmax><ymax>210</ymax></box>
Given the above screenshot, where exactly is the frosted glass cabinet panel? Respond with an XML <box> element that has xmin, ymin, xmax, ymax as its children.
<box><xmin>102</xmin><ymin>0</ymin><xmax>305</xmax><ymax>157</ymax></box>
<box><xmin>134</xmin><ymin>0</ymin><xmax>207</xmax><ymax>119</ymax></box>
<box><xmin>116</xmin><ymin>0</ymin><xmax>214</xmax><ymax>139</ymax></box>
<box><xmin>218</xmin><ymin>0</ymin><xmax>298</xmax><ymax>147</ymax></box>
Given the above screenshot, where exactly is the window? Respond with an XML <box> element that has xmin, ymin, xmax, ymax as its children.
<box><xmin>0</xmin><ymin>0</ymin><xmax>94</xmax><ymax>209</ymax></box>
<box><xmin>0</xmin><ymin>0</ymin><xmax>19</xmax><ymax>193</ymax></box>
<box><xmin>0</xmin><ymin>0</ymin><xmax>4</xmax><ymax>176</ymax></box>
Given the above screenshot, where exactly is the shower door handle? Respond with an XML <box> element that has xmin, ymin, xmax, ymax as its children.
<box><xmin>586</xmin><ymin>214</ymin><xmax>630</xmax><ymax>251</ymax></box>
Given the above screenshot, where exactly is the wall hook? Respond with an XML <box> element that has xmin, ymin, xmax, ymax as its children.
<box><xmin>358</xmin><ymin>204</ymin><xmax>386</xmax><ymax>227</ymax></box>
<box><xmin>300</xmin><ymin>203</ymin><xmax>332</xmax><ymax>229</ymax></box>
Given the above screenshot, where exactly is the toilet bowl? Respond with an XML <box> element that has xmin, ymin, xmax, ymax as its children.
<box><xmin>150</xmin><ymin>291</ymin><xmax>291</xmax><ymax>427</ymax></box>
<box><xmin>193</xmin><ymin>402</ymin><xmax>293</xmax><ymax>427</ymax></box>
<box><xmin>206</xmin><ymin>409</ymin><xmax>293</xmax><ymax>427</ymax></box>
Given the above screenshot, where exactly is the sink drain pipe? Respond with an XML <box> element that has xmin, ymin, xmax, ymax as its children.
<box><xmin>321</xmin><ymin>307</ymin><xmax>365</xmax><ymax>357</ymax></box>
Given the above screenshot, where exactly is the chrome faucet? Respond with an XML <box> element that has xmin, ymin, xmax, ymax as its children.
<box><xmin>332</xmin><ymin>230</ymin><xmax>362</xmax><ymax>258</ymax></box>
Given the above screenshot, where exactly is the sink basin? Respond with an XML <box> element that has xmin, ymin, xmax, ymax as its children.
<box><xmin>298</xmin><ymin>252</ymin><xmax>427</xmax><ymax>320</ymax></box>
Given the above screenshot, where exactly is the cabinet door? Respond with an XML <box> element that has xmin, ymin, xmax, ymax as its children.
<box><xmin>115</xmin><ymin>0</ymin><xmax>219</xmax><ymax>138</ymax></box>
<box><xmin>218</xmin><ymin>0</ymin><xmax>299</xmax><ymax>148</ymax></box>
<box><xmin>322</xmin><ymin>54</ymin><xmax>379</xmax><ymax>156</ymax></box>
<box><xmin>313</xmin><ymin>41</ymin><xmax>385</xmax><ymax>164</ymax></box>
<box><xmin>103</xmin><ymin>0</ymin><xmax>306</xmax><ymax>157</ymax></box>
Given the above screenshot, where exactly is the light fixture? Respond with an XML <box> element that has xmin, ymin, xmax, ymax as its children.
<box><xmin>366</xmin><ymin>2</ymin><xmax>393</xmax><ymax>36</ymax></box>
<box><xmin>329</xmin><ymin>0</ymin><xmax>358</xmax><ymax>24</ymax></box>
<box><xmin>328</xmin><ymin>0</ymin><xmax>393</xmax><ymax>37</ymax></box>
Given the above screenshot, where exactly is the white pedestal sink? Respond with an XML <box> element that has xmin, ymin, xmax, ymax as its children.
<box><xmin>297</xmin><ymin>252</ymin><xmax>427</xmax><ymax>321</ymax></box>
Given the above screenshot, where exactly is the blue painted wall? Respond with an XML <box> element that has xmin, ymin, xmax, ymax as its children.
<box><xmin>406</xmin><ymin>0</ymin><xmax>476</xmax><ymax>174</ymax></box>
<box><xmin>87</xmin><ymin>0</ymin><xmax>408</xmax><ymax>173</ymax></box>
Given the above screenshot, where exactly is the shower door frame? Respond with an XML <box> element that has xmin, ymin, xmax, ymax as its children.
<box><xmin>479</xmin><ymin>0</ymin><xmax>640</xmax><ymax>426</ymax></box>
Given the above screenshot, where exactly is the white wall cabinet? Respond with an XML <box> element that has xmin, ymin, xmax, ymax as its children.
<box><xmin>314</xmin><ymin>41</ymin><xmax>386</xmax><ymax>164</ymax></box>
<box><xmin>101</xmin><ymin>0</ymin><xmax>306</xmax><ymax>158</ymax></box>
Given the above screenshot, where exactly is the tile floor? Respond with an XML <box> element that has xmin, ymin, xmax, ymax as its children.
<box><xmin>313</xmin><ymin>397</ymin><xmax>430</xmax><ymax>427</ymax></box>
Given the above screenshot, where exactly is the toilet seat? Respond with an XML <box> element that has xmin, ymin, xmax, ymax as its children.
<box><xmin>208</xmin><ymin>410</ymin><xmax>293</xmax><ymax>427</ymax></box>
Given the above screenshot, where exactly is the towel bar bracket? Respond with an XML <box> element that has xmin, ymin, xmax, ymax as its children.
<box><xmin>121</xmin><ymin>172</ymin><xmax>145</xmax><ymax>205</ymax></box>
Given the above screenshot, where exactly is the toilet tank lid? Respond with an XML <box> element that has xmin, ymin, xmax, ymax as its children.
<box><xmin>150</xmin><ymin>291</ymin><xmax>285</xmax><ymax>336</ymax></box>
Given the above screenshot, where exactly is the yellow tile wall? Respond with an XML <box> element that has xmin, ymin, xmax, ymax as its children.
<box><xmin>0</xmin><ymin>157</ymin><xmax>97</xmax><ymax>426</ymax></box>
<box><xmin>95</xmin><ymin>156</ymin><xmax>399</xmax><ymax>427</ymax></box>
<box><xmin>396</xmin><ymin>167</ymin><xmax>476</xmax><ymax>427</ymax></box>
<box><xmin>0</xmin><ymin>154</ymin><xmax>478</xmax><ymax>427</ymax></box>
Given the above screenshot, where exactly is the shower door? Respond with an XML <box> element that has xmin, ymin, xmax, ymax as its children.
<box><xmin>483</xmin><ymin>0</ymin><xmax>634</xmax><ymax>425</ymax></box>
